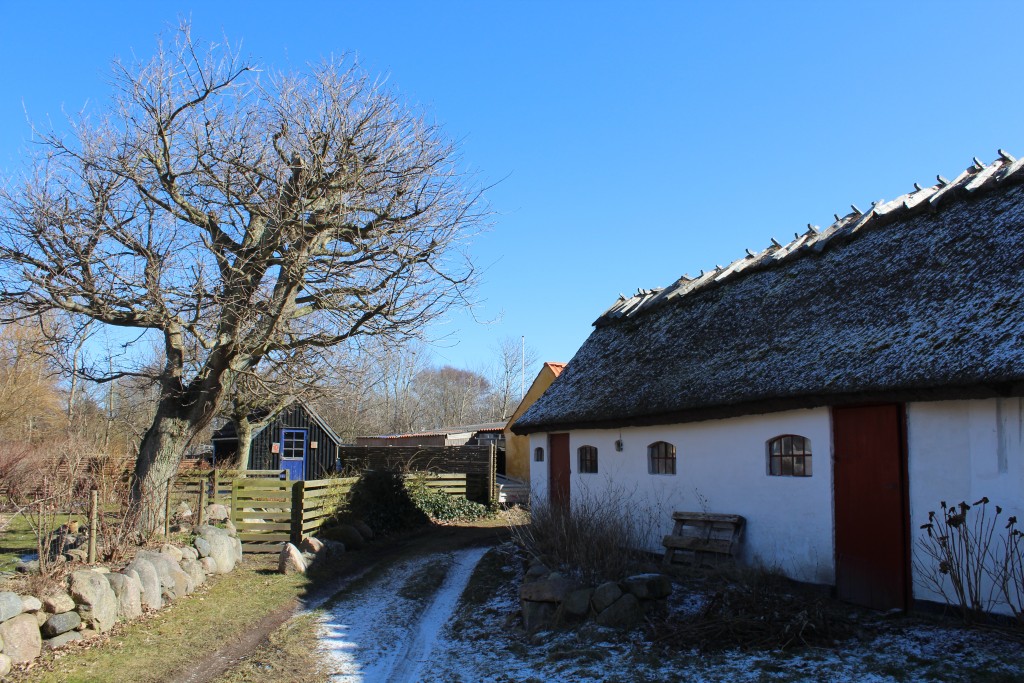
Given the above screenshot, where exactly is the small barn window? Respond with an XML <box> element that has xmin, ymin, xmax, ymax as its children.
<box><xmin>578</xmin><ymin>445</ymin><xmax>598</xmax><ymax>474</ymax></box>
<box><xmin>648</xmin><ymin>441</ymin><xmax>676</xmax><ymax>475</ymax></box>
<box><xmin>767</xmin><ymin>435</ymin><xmax>812</xmax><ymax>476</ymax></box>
<box><xmin>534</xmin><ymin>447</ymin><xmax>545</xmax><ymax>462</ymax></box>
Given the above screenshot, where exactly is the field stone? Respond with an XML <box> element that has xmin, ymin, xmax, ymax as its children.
<box><xmin>180</xmin><ymin>546</ymin><xmax>199</xmax><ymax>562</ymax></box>
<box><xmin>42</xmin><ymin>610</ymin><xmax>81</xmax><ymax>637</ymax></box>
<box><xmin>622</xmin><ymin>573</ymin><xmax>672</xmax><ymax>600</ymax></box>
<box><xmin>321</xmin><ymin>524</ymin><xmax>364</xmax><ymax>550</ymax></box>
<box><xmin>525</xmin><ymin>563</ymin><xmax>549</xmax><ymax>580</ymax></box>
<box><xmin>42</xmin><ymin>592</ymin><xmax>75</xmax><ymax>614</ymax></box>
<box><xmin>175</xmin><ymin>501</ymin><xmax>193</xmax><ymax>519</ymax></box>
<box><xmin>105</xmin><ymin>573</ymin><xmax>143</xmax><ymax>621</ymax></box>
<box><xmin>125</xmin><ymin>558</ymin><xmax>162</xmax><ymax>610</ymax></box>
<box><xmin>232</xmin><ymin>536</ymin><xmax>243</xmax><ymax>562</ymax></box>
<box><xmin>200</xmin><ymin>557</ymin><xmax>217</xmax><ymax>574</ymax></box>
<box><xmin>196</xmin><ymin>526</ymin><xmax>236</xmax><ymax>573</ymax></box>
<box><xmin>561</xmin><ymin>588</ymin><xmax>593</xmax><ymax>617</ymax></box>
<box><xmin>0</xmin><ymin>592</ymin><xmax>24</xmax><ymax>622</ymax></box>
<box><xmin>35</xmin><ymin>611</ymin><xmax>48</xmax><ymax>627</ymax></box>
<box><xmin>137</xmin><ymin>551</ymin><xmax>194</xmax><ymax>598</ymax></box>
<box><xmin>300</xmin><ymin>536</ymin><xmax>324</xmax><ymax>554</ymax></box>
<box><xmin>0</xmin><ymin>613</ymin><xmax>42</xmax><ymax>663</ymax></box>
<box><xmin>43</xmin><ymin>630</ymin><xmax>83</xmax><ymax>649</ymax></box>
<box><xmin>205</xmin><ymin>504</ymin><xmax>229</xmax><ymax>522</ymax></box>
<box><xmin>592</xmin><ymin>581</ymin><xmax>623</xmax><ymax>613</ymax></box>
<box><xmin>224</xmin><ymin>519</ymin><xmax>237</xmax><ymax>537</ymax></box>
<box><xmin>69</xmin><ymin>570</ymin><xmax>118</xmax><ymax>632</ymax></box>
<box><xmin>160</xmin><ymin>544</ymin><xmax>184</xmax><ymax>563</ymax></box>
<box><xmin>596</xmin><ymin>593</ymin><xmax>643</xmax><ymax>627</ymax></box>
<box><xmin>65</xmin><ymin>548</ymin><xmax>88</xmax><ymax>563</ymax></box>
<box><xmin>180</xmin><ymin>559</ymin><xmax>206</xmax><ymax>588</ymax></box>
<box><xmin>278</xmin><ymin>543</ymin><xmax>306</xmax><ymax>575</ymax></box>
<box><xmin>20</xmin><ymin>596</ymin><xmax>42</xmax><ymax>613</ymax></box>
<box><xmin>519</xmin><ymin>576</ymin><xmax>576</xmax><ymax>603</ymax></box>
<box><xmin>0</xmin><ymin>652</ymin><xmax>10</xmax><ymax>676</ymax></box>
<box><xmin>352</xmin><ymin>520</ymin><xmax>374</xmax><ymax>541</ymax></box>
<box><xmin>194</xmin><ymin>536</ymin><xmax>212</xmax><ymax>558</ymax></box>
<box><xmin>520</xmin><ymin>600</ymin><xmax>556</xmax><ymax>631</ymax></box>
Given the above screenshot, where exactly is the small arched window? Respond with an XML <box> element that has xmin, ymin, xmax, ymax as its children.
<box><xmin>578</xmin><ymin>445</ymin><xmax>598</xmax><ymax>474</ymax></box>
<box><xmin>767</xmin><ymin>435</ymin><xmax>812</xmax><ymax>476</ymax></box>
<box><xmin>648</xmin><ymin>441</ymin><xmax>676</xmax><ymax>475</ymax></box>
<box><xmin>534</xmin><ymin>446</ymin><xmax>545</xmax><ymax>462</ymax></box>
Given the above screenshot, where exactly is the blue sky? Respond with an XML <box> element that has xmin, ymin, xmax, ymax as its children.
<box><xmin>2</xmin><ymin>1</ymin><xmax>1023</xmax><ymax>376</ymax></box>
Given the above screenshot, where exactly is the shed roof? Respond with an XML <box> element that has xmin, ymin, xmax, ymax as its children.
<box><xmin>513</xmin><ymin>152</ymin><xmax>1024</xmax><ymax>434</ymax></box>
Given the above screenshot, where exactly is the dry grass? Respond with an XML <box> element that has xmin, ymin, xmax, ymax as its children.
<box><xmin>216</xmin><ymin>612</ymin><xmax>331</xmax><ymax>683</ymax></box>
<box><xmin>510</xmin><ymin>489</ymin><xmax>659</xmax><ymax>584</ymax></box>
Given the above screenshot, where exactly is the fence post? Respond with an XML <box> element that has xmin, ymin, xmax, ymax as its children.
<box><xmin>290</xmin><ymin>480</ymin><xmax>304</xmax><ymax>546</ymax></box>
<box><xmin>212</xmin><ymin>469</ymin><xmax>220</xmax><ymax>506</ymax></box>
<box><xmin>198</xmin><ymin>482</ymin><xmax>207</xmax><ymax>529</ymax></box>
<box><xmin>488</xmin><ymin>442</ymin><xmax>497</xmax><ymax>506</ymax></box>
<box><xmin>230</xmin><ymin>478</ymin><xmax>238</xmax><ymax>529</ymax></box>
<box><xmin>163</xmin><ymin>482</ymin><xmax>171</xmax><ymax>537</ymax></box>
<box><xmin>87</xmin><ymin>488</ymin><xmax>99</xmax><ymax>564</ymax></box>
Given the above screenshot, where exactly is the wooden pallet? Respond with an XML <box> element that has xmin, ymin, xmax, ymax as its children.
<box><xmin>662</xmin><ymin>511</ymin><xmax>745</xmax><ymax>568</ymax></box>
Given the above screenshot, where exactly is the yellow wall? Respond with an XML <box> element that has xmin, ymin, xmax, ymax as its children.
<box><xmin>504</xmin><ymin>364</ymin><xmax>562</xmax><ymax>482</ymax></box>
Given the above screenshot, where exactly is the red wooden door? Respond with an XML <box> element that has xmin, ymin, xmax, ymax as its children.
<box><xmin>833</xmin><ymin>404</ymin><xmax>909</xmax><ymax>611</ymax></box>
<box><xmin>549</xmin><ymin>433</ymin><xmax>570</xmax><ymax>508</ymax></box>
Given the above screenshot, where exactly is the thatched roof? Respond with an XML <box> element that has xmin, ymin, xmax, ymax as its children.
<box><xmin>513</xmin><ymin>152</ymin><xmax>1024</xmax><ymax>434</ymax></box>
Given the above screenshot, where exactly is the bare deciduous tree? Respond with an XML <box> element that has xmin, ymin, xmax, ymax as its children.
<box><xmin>489</xmin><ymin>335</ymin><xmax>539</xmax><ymax>419</ymax></box>
<box><xmin>0</xmin><ymin>24</ymin><xmax>484</xmax><ymax>530</ymax></box>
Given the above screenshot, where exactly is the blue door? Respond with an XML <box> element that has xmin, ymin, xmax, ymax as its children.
<box><xmin>280</xmin><ymin>429</ymin><xmax>307</xmax><ymax>481</ymax></box>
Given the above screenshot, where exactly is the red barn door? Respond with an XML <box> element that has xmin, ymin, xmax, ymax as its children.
<box><xmin>832</xmin><ymin>404</ymin><xmax>909</xmax><ymax>611</ymax></box>
<box><xmin>549</xmin><ymin>433</ymin><xmax>570</xmax><ymax>508</ymax></box>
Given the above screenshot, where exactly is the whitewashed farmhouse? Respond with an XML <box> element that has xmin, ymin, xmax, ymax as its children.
<box><xmin>512</xmin><ymin>152</ymin><xmax>1024</xmax><ymax>612</ymax></box>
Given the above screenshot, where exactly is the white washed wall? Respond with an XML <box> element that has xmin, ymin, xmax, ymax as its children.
<box><xmin>529</xmin><ymin>408</ymin><xmax>835</xmax><ymax>585</ymax></box>
<box><xmin>907</xmin><ymin>399</ymin><xmax>1024</xmax><ymax>612</ymax></box>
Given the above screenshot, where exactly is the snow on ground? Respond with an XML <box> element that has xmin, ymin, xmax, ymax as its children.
<box><xmin>320</xmin><ymin>547</ymin><xmax>487</xmax><ymax>683</ymax></box>
<box><xmin>319</xmin><ymin>544</ymin><xmax>1023</xmax><ymax>683</ymax></box>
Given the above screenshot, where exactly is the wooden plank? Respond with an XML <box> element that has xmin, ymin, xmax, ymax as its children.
<box><xmin>662</xmin><ymin>535</ymin><xmax>735</xmax><ymax>555</ymax></box>
<box><xmin>670</xmin><ymin>511</ymin><xmax>744</xmax><ymax>525</ymax></box>
<box><xmin>233</xmin><ymin>511</ymin><xmax>292</xmax><ymax>520</ymax></box>
<box><xmin>235</xmin><ymin>522</ymin><xmax>291</xmax><ymax>532</ymax></box>
<box><xmin>238</xmin><ymin>532</ymin><xmax>291</xmax><ymax>541</ymax></box>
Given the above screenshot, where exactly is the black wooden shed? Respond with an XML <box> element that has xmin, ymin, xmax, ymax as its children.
<box><xmin>211</xmin><ymin>400</ymin><xmax>345</xmax><ymax>480</ymax></box>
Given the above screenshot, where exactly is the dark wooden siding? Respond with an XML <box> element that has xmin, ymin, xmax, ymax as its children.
<box><xmin>249</xmin><ymin>404</ymin><xmax>341</xmax><ymax>478</ymax></box>
<box><xmin>337</xmin><ymin>445</ymin><xmax>496</xmax><ymax>505</ymax></box>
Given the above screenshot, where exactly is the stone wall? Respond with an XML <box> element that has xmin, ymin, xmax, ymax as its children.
<box><xmin>0</xmin><ymin>523</ymin><xmax>243</xmax><ymax>675</ymax></box>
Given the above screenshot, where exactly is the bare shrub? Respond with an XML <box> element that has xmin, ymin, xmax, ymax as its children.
<box><xmin>915</xmin><ymin>498</ymin><xmax>1004</xmax><ymax>622</ymax></box>
<box><xmin>997</xmin><ymin>514</ymin><xmax>1024</xmax><ymax>626</ymax></box>
<box><xmin>510</xmin><ymin>486</ymin><xmax>659</xmax><ymax>584</ymax></box>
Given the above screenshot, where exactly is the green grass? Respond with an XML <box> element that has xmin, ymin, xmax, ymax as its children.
<box><xmin>12</xmin><ymin>559</ymin><xmax>308</xmax><ymax>683</ymax></box>
<box><xmin>0</xmin><ymin>513</ymin><xmax>47</xmax><ymax>572</ymax></box>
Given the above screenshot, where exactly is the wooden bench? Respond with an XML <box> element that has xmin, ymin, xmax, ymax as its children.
<box><xmin>662</xmin><ymin>511</ymin><xmax>745</xmax><ymax>568</ymax></box>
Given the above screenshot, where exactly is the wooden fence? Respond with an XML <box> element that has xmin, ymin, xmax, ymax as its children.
<box><xmin>339</xmin><ymin>444</ymin><xmax>495</xmax><ymax>505</ymax></box>
<box><xmin>228</xmin><ymin>472</ymin><xmax>468</xmax><ymax>554</ymax></box>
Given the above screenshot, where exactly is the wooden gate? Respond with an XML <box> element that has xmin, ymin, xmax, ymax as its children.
<box><xmin>832</xmin><ymin>404</ymin><xmax>909</xmax><ymax>611</ymax></box>
<box><xmin>549</xmin><ymin>433</ymin><xmax>570</xmax><ymax>508</ymax></box>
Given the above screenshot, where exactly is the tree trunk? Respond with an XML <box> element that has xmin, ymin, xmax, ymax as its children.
<box><xmin>234</xmin><ymin>418</ymin><xmax>255</xmax><ymax>471</ymax></box>
<box><xmin>132</xmin><ymin>404</ymin><xmax>193</xmax><ymax>535</ymax></box>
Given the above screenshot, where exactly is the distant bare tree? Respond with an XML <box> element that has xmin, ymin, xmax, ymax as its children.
<box><xmin>413</xmin><ymin>365</ymin><xmax>491</xmax><ymax>428</ymax></box>
<box><xmin>489</xmin><ymin>335</ymin><xmax>539</xmax><ymax>419</ymax></box>
<box><xmin>0</xmin><ymin>23</ymin><xmax>484</xmax><ymax>530</ymax></box>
